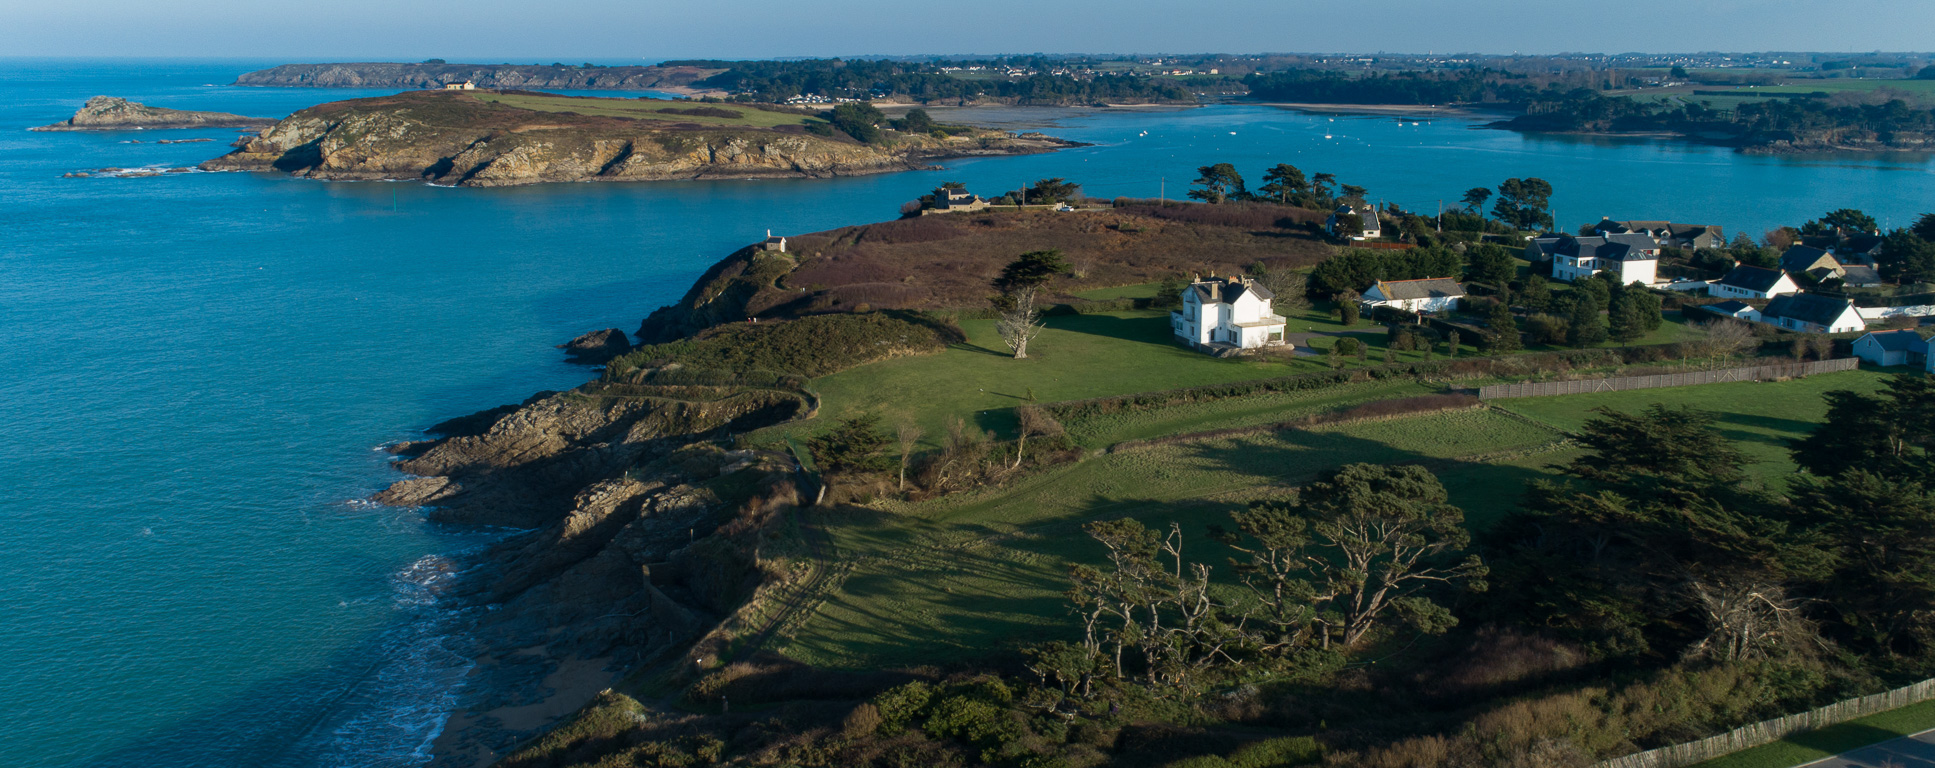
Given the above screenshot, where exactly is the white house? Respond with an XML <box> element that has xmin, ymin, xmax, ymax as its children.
<box><xmin>1526</xmin><ymin>234</ymin><xmax>1659</xmax><ymax>285</ymax></box>
<box><xmin>1171</xmin><ymin>275</ymin><xmax>1288</xmax><ymax>354</ymax></box>
<box><xmin>442</xmin><ymin>80</ymin><xmax>476</xmax><ymax>91</ymax></box>
<box><xmin>1326</xmin><ymin>204</ymin><xmax>1381</xmax><ymax>240</ymax></box>
<box><xmin>760</xmin><ymin>230</ymin><xmax>787</xmax><ymax>252</ymax></box>
<box><xmin>1361</xmin><ymin>277</ymin><xmax>1465</xmax><ymax>313</ymax></box>
<box><xmin>929</xmin><ymin>186</ymin><xmax>990</xmax><ymax>213</ymax></box>
<box><xmin>1852</xmin><ymin>329</ymin><xmax>1929</xmax><ymax>367</ymax></box>
<box><xmin>1701</xmin><ymin>300</ymin><xmax>1761</xmax><ymax>323</ymax></box>
<box><xmin>1710</xmin><ymin>265</ymin><xmax>1800</xmax><ymax>300</ymax></box>
<box><xmin>1761</xmin><ymin>294</ymin><xmax>1865</xmax><ymax>334</ymax></box>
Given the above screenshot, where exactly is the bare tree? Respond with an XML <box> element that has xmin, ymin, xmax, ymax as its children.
<box><xmin>1257</xmin><ymin>270</ymin><xmax>1310</xmax><ymax>314</ymax></box>
<box><xmin>994</xmin><ymin>286</ymin><xmax>1046</xmax><ymax>359</ymax></box>
<box><xmin>895</xmin><ymin>421</ymin><xmax>923</xmax><ymax>491</ymax></box>
<box><xmin>1685</xmin><ymin>578</ymin><xmax>1810</xmax><ymax>661</ymax></box>
<box><xmin>1700</xmin><ymin>319</ymin><xmax>1756</xmax><ymax>367</ymax></box>
<box><xmin>1011</xmin><ymin>405</ymin><xmax>1064</xmax><ymax>470</ymax></box>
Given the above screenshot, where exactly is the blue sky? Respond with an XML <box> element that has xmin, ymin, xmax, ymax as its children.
<box><xmin>2</xmin><ymin>0</ymin><xmax>1928</xmax><ymax>59</ymax></box>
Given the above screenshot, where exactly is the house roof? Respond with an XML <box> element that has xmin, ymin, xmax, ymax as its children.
<box><xmin>1861</xmin><ymin>329</ymin><xmax>1927</xmax><ymax>352</ymax></box>
<box><xmin>1716</xmin><ymin>264</ymin><xmax>1789</xmax><ymax>293</ymax></box>
<box><xmin>1779</xmin><ymin>246</ymin><xmax>1836</xmax><ymax>273</ymax></box>
<box><xmin>1548</xmin><ymin>235</ymin><xmax>1654</xmax><ymax>262</ymax></box>
<box><xmin>1839</xmin><ymin>265</ymin><xmax>1884</xmax><ymax>286</ymax></box>
<box><xmin>1704</xmin><ymin>300</ymin><xmax>1754</xmax><ymax>315</ymax></box>
<box><xmin>1188</xmin><ymin>277</ymin><xmax>1273</xmax><ymax>304</ymax></box>
<box><xmin>1763</xmin><ymin>293</ymin><xmax>1856</xmax><ymax>326</ymax></box>
<box><xmin>1371</xmin><ymin>277</ymin><xmax>1465</xmax><ymax>301</ymax></box>
<box><xmin>1839</xmin><ymin>233</ymin><xmax>1885</xmax><ymax>256</ymax></box>
<box><xmin>1597</xmin><ymin>219</ymin><xmax>1721</xmax><ymax>243</ymax></box>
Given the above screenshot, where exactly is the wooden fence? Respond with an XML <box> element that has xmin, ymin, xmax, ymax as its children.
<box><xmin>1596</xmin><ymin>677</ymin><xmax>1935</xmax><ymax>768</ymax></box>
<box><xmin>1477</xmin><ymin>358</ymin><xmax>1858</xmax><ymax>400</ymax></box>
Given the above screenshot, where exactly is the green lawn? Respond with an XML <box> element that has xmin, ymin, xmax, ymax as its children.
<box><xmin>471</xmin><ymin>92</ymin><xmax>820</xmax><ymax>128</ymax></box>
<box><xmin>1495</xmin><ymin>369</ymin><xmax>1889</xmax><ymax>481</ymax></box>
<box><xmin>1690</xmin><ymin>698</ymin><xmax>1935</xmax><ymax>768</ymax></box>
<box><xmin>777</xmin><ymin>406</ymin><xmax>1569</xmax><ymax>669</ymax></box>
<box><xmin>771</xmin><ymin>369</ymin><xmax>1907</xmax><ymax>670</ymax></box>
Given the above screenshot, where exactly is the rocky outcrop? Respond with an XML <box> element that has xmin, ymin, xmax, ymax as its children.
<box><xmin>235</xmin><ymin>62</ymin><xmax>721</xmax><ymax>92</ymax></box>
<box><xmin>32</xmin><ymin>96</ymin><xmax>277</xmax><ymax>131</ymax></box>
<box><xmin>199</xmin><ymin>90</ymin><xmax>1075</xmax><ymax>186</ymax></box>
<box><xmin>559</xmin><ymin>329</ymin><xmax>633</xmax><ymax>364</ymax></box>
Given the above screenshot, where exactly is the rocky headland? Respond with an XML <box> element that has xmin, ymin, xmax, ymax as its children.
<box><xmin>32</xmin><ymin>96</ymin><xmax>277</xmax><ymax>131</ymax></box>
<box><xmin>199</xmin><ymin>90</ymin><xmax>1076</xmax><ymax>186</ymax></box>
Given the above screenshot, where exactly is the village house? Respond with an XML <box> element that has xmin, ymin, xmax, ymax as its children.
<box><xmin>1526</xmin><ymin>234</ymin><xmax>1660</xmax><ymax>285</ymax></box>
<box><xmin>1838</xmin><ymin>264</ymin><xmax>1885</xmax><ymax>287</ymax></box>
<box><xmin>1591</xmin><ymin>218</ymin><xmax>1726</xmax><ymax>250</ymax></box>
<box><xmin>1760</xmin><ymin>293</ymin><xmax>1865</xmax><ymax>334</ymax></box>
<box><xmin>442</xmin><ymin>80</ymin><xmax>476</xmax><ymax>91</ymax></box>
<box><xmin>1700</xmin><ymin>300</ymin><xmax>1761</xmax><ymax>323</ymax></box>
<box><xmin>1171</xmin><ymin>275</ymin><xmax>1288</xmax><ymax>354</ymax></box>
<box><xmin>1835</xmin><ymin>233</ymin><xmax>1886</xmax><ymax>265</ymax></box>
<box><xmin>928</xmin><ymin>186</ymin><xmax>990</xmax><ymax>213</ymax></box>
<box><xmin>1710</xmin><ymin>264</ymin><xmax>1800</xmax><ymax>300</ymax></box>
<box><xmin>1326</xmin><ymin>204</ymin><xmax>1381</xmax><ymax>240</ymax></box>
<box><xmin>760</xmin><ymin>230</ymin><xmax>787</xmax><ymax>253</ymax></box>
<box><xmin>1778</xmin><ymin>246</ymin><xmax>1840</xmax><ymax>279</ymax></box>
<box><xmin>1360</xmin><ymin>277</ymin><xmax>1466</xmax><ymax>313</ymax></box>
<box><xmin>1853</xmin><ymin>328</ymin><xmax>1930</xmax><ymax>367</ymax></box>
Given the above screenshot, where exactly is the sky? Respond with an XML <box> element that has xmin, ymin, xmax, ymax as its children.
<box><xmin>1</xmin><ymin>0</ymin><xmax>1929</xmax><ymax>60</ymax></box>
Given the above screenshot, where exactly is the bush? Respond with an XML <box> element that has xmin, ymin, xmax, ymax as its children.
<box><xmin>607</xmin><ymin>312</ymin><xmax>951</xmax><ymax>380</ymax></box>
<box><xmin>1524</xmin><ymin>314</ymin><xmax>1570</xmax><ymax>345</ymax></box>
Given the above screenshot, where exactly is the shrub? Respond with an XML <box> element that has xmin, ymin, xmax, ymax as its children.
<box><xmin>809</xmin><ymin>414</ymin><xmax>892</xmax><ymax>474</ymax></box>
<box><xmin>873</xmin><ymin>682</ymin><xmax>934</xmax><ymax>735</ymax></box>
<box><xmin>1525</xmin><ymin>314</ymin><xmax>1570</xmax><ymax>345</ymax></box>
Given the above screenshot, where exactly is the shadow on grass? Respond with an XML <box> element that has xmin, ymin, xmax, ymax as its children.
<box><xmin>1048</xmin><ymin>313</ymin><xmax>1176</xmax><ymax>345</ymax></box>
<box><xmin>1784</xmin><ymin>722</ymin><xmax>1913</xmax><ymax>758</ymax></box>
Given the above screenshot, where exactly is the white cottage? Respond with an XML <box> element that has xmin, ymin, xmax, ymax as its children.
<box><xmin>1172</xmin><ymin>275</ymin><xmax>1288</xmax><ymax>354</ymax></box>
<box><xmin>1711</xmin><ymin>265</ymin><xmax>1800</xmax><ymax>300</ymax></box>
<box><xmin>1853</xmin><ymin>329</ymin><xmax>1929</xmax><ymax>367</ymax></box>
<box><xmin>1761</xmin><ymin>294</ymin><xmax>1865</xmax><ymax>334</ymax></box>
<box><xmin>1326</xmin><ymin>204</ymin><xmax>1381</xmax><ymax>240</ymax></box>
<box><xmin>1361</xmin><ymin>277</ymin><xmax>1465</xmax><ymax>313</ymax></box>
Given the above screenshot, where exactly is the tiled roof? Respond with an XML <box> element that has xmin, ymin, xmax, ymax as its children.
<box><xmin>1862</xmin><ymin>329</ymin><xmax>1927</xmax><ymax>352</ymax></box>
<box><xmin>1716</xmin><ymin>265</ymin><xmax>1788</xmax><ymax>293</ymax></box>
<box><xmin>1763</xmin><ymin>293</ymin><xmax>1855</xmax><ymax>326</ymax></box>
<box><xmin>1371</xmin><ymin>277</ymin><xmax>1465</xmax><ymax>301</ymax></box>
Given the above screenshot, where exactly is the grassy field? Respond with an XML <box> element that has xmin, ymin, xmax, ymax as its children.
<box><xmin>777</xmin><ymin>406</ymin><xmax>1570</xmax><ymax>669</ymax></box>
<box><xmin>471</xmin><ymin>92</ymin><xmax>820</xmax><ymax>128</ymax></box>
<box><xmin>1690</xmin><ymin>698</ymin><xmax>1935</xmax><ymax>768</ymax></box>
<box><xmin>770</xmin><ymin>368</ymin><xmax>1903</xmax><ymax>670</ymax></box>
<box><xmin>1494</xmin><ymin>369</ymin><xmax>1888</xmax><ymax>482</ymax></box>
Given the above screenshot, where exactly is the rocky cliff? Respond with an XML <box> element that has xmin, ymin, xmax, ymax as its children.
<box><xmin>200</xmin><ymin>90</ymin><xmax>1072</xmax><ymax>186</ymax></box>
<box><xmin>32</xmin><ymin>96</ymin><xmax>277</xmax><ymax>131</ymax></box>
<box><xmin>235</xmin><ymin>62</ymin><xmax>722</xmax><ymax>92</ymax></box>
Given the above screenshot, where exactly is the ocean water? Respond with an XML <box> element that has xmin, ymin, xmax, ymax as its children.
<box><xmin>1</xmin><ymin>58</ymin><xmax>1931</xmax><ymax>768</ymax></box>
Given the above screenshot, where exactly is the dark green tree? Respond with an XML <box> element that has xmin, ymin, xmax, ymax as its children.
<box><xmin>829</xmin><ymin>102</ymin><xmax>887</xmax><ymax>143</ymax></box>
<box><xmin>1566</xmin><ymin>295</ymin><xmax>1606</xmax><ymax>347</ymax></box>
<box><xmin>1465</xmin><ymin>244</ymin><xmax>1517</xmax><ymax>285</ymax></box>
<box><xmin>809</xmin><ymin>414</ymin><xmax>892</xmax><ymax>473</ymax></box>
<box><xmin>1514</xmin><ymin>274</ymin><xmax>1552</xmax><ymax>313</ymax></box>
<box><xmin>1460</xmin><ymin>187</ymin><xmax>1492</xmax><ymax>214</ymax></box>
<box><xmin>1187</xmin><ymin>163</ymin><xmax>1246</xmax><ymax>204</ymax></box>
<box><xmin>1819</xmin><ymin>208</ymin><xmax>1879</xmax><ymax>234</ymax></box>
<box><xmin>1911</xmin><ymin>212</ymin><xmax>1935</xmax><ymax>242</ymax></box>
<box><xmin>1257</xmin><ymin>163</ymin><xmax>1309</xmax><ymax>205</ymax></box>
<box><xmin>1485</xmin><ymin>300</ymin><xmax>1522</xmax><ymax>352</ymax></box>
<box><xmin>1796</xmin><ymin>470</ymin><xmax>1935</xmax><ymax>655</ymax></box>
<box><xmin>1790</xmin><ymin>376</ymin><xmax>1935</xmax><ymax>482</ymax></box>
<box><xmin>1877</xmin><ymin>229</ymin><xmax>1935</xmax><ymax>285</ymax></box>
<box><xmin>1026</xmin><ymin>177</ymin><xmax>1081</xmax><ymax>205</ymax></box>
<box><xmin>1490</xmin><ymin>177</ymin><xmax>1554</xmax><ymax>231</ymax></box>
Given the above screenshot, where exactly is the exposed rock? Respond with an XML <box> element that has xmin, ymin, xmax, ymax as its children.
<box><xmin>559</xmin><ymin>328</ymin><xmax>632</xmax><ymax>364</ymax></box>
<box><xmin>32</xmin><ymin>96</ymin><xmax>277</xmax><ymax>132</ymax></box>
<box><xmin>199</xmin><ymin>90</ymin><xmax>1076</xmax><ymax>187</ymax></box>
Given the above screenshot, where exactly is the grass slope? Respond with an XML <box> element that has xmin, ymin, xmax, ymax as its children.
<box><xmin>472</xmin><ymin>92</ymin><xmax>819</xmax><ymax>128</ymax></box>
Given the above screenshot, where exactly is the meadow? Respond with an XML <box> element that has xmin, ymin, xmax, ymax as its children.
<box><xmin>769</xmin><ymin>368</ymin><xmax>1895</xmax><ymax>670</ymax></box>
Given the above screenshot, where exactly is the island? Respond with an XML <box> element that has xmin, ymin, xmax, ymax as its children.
<box><xmin>199</xmin><ymin>90</ymin><xmax>1080</xmax><ymax>186</ymax></box>
<box><xmin>31</xmin><ymin>96</ymin><xmax>277</xmax><ymax>131</ymax></box>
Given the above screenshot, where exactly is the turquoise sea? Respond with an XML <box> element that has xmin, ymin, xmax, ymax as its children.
<box><xmin>2</xmin><ymin>58</ymin><xmax>1931</xmax><ymax>767</ymax></box>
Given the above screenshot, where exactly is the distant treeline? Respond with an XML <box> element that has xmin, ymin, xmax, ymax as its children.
<box><xmin>1503</xmin><ymin>89</ymin><xmax>1935</xmax><ymax>150</ymax></box>
<box><xmin>663</xmin><ymin>58</ymin><xmax>1196</xmax><ymax>105</ymax></box>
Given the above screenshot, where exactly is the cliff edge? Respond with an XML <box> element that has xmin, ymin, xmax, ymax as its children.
<box><xmin>199</xmin><ymin>90</ymin><xmax>1075</xmax><ymax>187</ymax></box>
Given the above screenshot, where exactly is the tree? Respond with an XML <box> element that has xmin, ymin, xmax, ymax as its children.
<box><xmin>1338</xmin><ymin>184</ymin><xmax>1368</xmax><ymax>204</ymax></box>
<box><xmin>1700</xmin><ymin>319</ymin><xmax>1756</xmax><ymax>364</ymax></box>
<box><xmin>1565</xmin><ymin>295</ymin><xmax>1606</xmax><ymax>347</ymax></box>
<box><xmin>1011</xmin><ymin>405</ymin><xmax>1062</xmax><ymax>470</ymax></box>
<box><xmin>1445</xmin><ymin>330</ymin><xmax>1461</xmax><ymax>358</ymax></box>
<box><xmin>1459</xmin><ymin>187</ymin><xmax>1492</xmax><ymax>215</ymax></box>
<box><xmin>1877</xmin><ymin>229</ymin><xmax>1935</xmax><ymax>285</ymax></box>
<box><xmin>1152</xmin><ymin>276</ymin><xmax>1183</xmax><ymax>309</ymax></box>
<box><xmin>992</xmin><ymin>250</ymin><xmax>1069</xmax><ymax>359</ymax></box>
<box><xmin>1491</xmin><ymin>177</ymin><xmax>1554</xmax><ymax>231</ymax></box>
<box><xmin>1187</xmin><ymin>163</ymin><xmax>1246</xmax><ymax>204</ymax></box>
<box><xmin>1790</xmin><ymin>376</ymin><xmax>1935</xmax><ymax>481</ymax></box>
<box><xmin>1257</xmin><ymin>163</ymin><xmax>1308</xmax><ymax>204</ymax></box>
<box><xmin>1464</xmin><ymin>244</ymin><xmax>1517</xmax><ymax>285</ymax></box>
<box><xmin>1256</xmin><ymin>270</ymin><xmax>1309</xmax><ymax>314</ymax></box>
<box><xmin>1515</xmin><ymin>274</ymin><xmax>1552</xmax><ymax>313</ymax></box>
<box><xmin>809</xmin><ymin>414</ymin><xmax>891</xmax><ymax>474</ymax></box>
<box><xmin>1311</xmin><ymin>172</ymin><xmax>1337</xmax><ymax>207</ymax></box>
<box><xmin>1237</xmin><ymin>464</ymin><xmax>1486</xmax><ymax>648</ymax></box>
<box><xmin>1912</xmin><ymin>212</ymin><xmax>1935</xmax><ymax>242</ymax></box>
<box><xmin>895</xmin><ymin>421</ymin><xmax>923</xmax><ymax>490</ymax></box>
<box><xmin>896</xmin><ymin>108</ymin><xmax>936</xmax><ymax>134</ymax></box>
<box><xmin>1607</xmin><ymin>289</ymin><xmax>1657</xmax><ymax>344</ymax></box>
<box><xmin>1485</xmin><ymin>301</ymin><xmax>1522</xmax><ymax>352</ymax></box>
<box><xmin>1027</xmin><ymin>177</ymin><xmax>1081</xmax><ymax>205</ymax></box>
<box><xmin>1818</xmin><ymin>208</ymin><xmax>1879</xmax><ymax>234</ymax></box>
<box><xmin>1336</xmin><ymin>294</ymin><xmax>1361</xmax><ymax>326</ymax></box>
<box><xmin>1670</xmin><ymin>65</ymin><xmax>1690</xmax><ymax>80</ymax></box>
<box><xmin>829</xmin><ymin>102</ymin><xmax>887</xmax><ymax>143</ymax></box>
<box><xmin>1796</xmin><ymin>470</ymin><xmax>1935</xmax><ymax>655</ymax></box>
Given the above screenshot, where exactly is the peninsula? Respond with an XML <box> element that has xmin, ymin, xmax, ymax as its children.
<box><xmin>199</xmin><ymin>90</ymin><xmax>1078</xmax><ymax>186</ymax></box>
<box><xmin>31</xmin><ymin>96</ymin><xmax>277</xmax><ymax>131</ymax></box>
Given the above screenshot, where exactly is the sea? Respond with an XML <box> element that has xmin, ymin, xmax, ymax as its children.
<box><xmin>1</xmin><ymin>58</ymin><xmax>1931</xmax><ymax>768</ymax></box>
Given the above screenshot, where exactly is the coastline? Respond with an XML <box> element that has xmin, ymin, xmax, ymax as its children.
<box><xmin>1257</xmin><ymin>101</ymin><xmax>1514</xmax><ymax>119</ymax></box>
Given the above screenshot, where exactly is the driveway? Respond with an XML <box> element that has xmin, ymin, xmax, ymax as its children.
<box><xmin>1800</xmin><ymin>727</ymin><xmax>1935</xmax><ymax>767</ymax></box>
